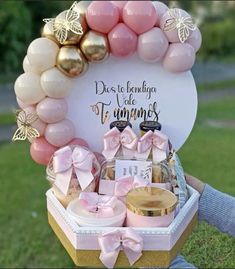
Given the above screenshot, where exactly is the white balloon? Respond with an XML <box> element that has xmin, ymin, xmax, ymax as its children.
<box><xmin>23</xmin><ymin>56</ymin><xmax>40</xmax><ymax>74</ymax></box>
<box><xmin>27</xmin><ymin>37</ymin><xmax>59</xmax><ymax>73</ymax></box>
<box><xmin>14</xmin><ymin>73</ymin><xmax>46</xmax><ymax>105</ymax></box>
<box><xmin>41</xmin><ymin>67</ymin><xmax>73</xmax><ymax>98</ymax></box>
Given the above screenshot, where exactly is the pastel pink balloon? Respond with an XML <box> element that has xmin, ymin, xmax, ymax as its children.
<box><xmin>68</xmin><ymin>138</ymin><xmax>90</xmax><ymax>149</ymax></box>
<box><xmin>163</xmin><ymin>43</ymin><xmax>196</xmax><ymax>73</ymax></box>
<box><xmin>111</xmin><ymin>1</ymin><xmax>127</xmax><ymax>21</ymax></box>
<box><xmin>152</xmin><ymin>1</ymin><xmax>169</xmax><ymax>26</ymax></box>
<box><xmin>186</xmin><ymin>27</ymin><xmax>202</xmax><ymax>52</ymax></box>
<box><xmin>17</xmin><ymin>106</ymin><xmax>46</xmax><ymax>136</ymax></box>
<box><xmin>45</xmin><ymin>119</ymin><xmax>75</xmax><ymax>147</ymax></box>
<box><xmin>123</xmin><ymin>1</ymin><xmax>157</xmax><ymax>34</ymax></box>
<box><xmin>86</xmin><ymin>1</ymin><xmax>119</xmax><ymax>34</ymax></box>
<box><xmin>36</xmin><ymin>98</ymin><xmax>68</xmax><ymax>123</ymax></box>
<box><xmin>138</xmin><ymin>27</ymin><xmax>169</xmax><ymax>62</ymax></box>
<box><xmin>108</xmin><ymin>23</ymin><xmax>137</xmax><ymax>57</ymax></box>
<box><xmin>160</xmin><ymin>9</ymin><xmax>193</xmax><ymax>43</ymax></box>
<box><xmin>17</xmin><ymin>97</ymin><xmax>31</xmax><ymax>109</ymax></box>
<box><xmin>30</xmin><ymin>137</ymin><xmax>58</xmax><ymax>165</ymax></box>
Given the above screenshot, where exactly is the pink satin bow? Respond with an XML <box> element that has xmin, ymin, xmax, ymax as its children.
<box><xmin>102</xmin><ymin>126</ymin><xmax>138</xmax><ymax>160</ymax></box>
<box><xmin>53</xmin><ymin>146</ymin><xmax>94</xmax><ymax>195</ymax></box>
<box><xmin>98</xmin><ymin>228</ymin><xmax>143</xmax><ymax>268</ymax></box>
<box><xmin>79</xmin><ymin>192</ymin><xmax>117</xmax><ymax>217</ymax></box>
<box><xmin>114</xmin><ymin>176</ymin><xmax>150</xmax><ymax>197</ymax></box>
<box><xmin>137</xmin><ymin>130</ymin><xmax>169</xmax><ymax>163</ymax></box>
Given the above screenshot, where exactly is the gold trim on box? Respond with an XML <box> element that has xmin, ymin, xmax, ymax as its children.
<box><xmin>126</xmin><ymin>187</ymin><xmax>178</xmax><ymax>217</ymax></box>
<box><xmin>48</xmin><ymin>212</ymin><xmax>198</xmax><ymax>268</ymax></box>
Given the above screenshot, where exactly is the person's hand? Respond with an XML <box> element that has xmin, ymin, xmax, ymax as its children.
<box><xmin>185</xmin><ymin>173</ymin><xmax>205</xmax><ymax>194</ymax></box>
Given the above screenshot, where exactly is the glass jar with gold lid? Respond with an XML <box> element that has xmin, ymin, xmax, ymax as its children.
<box><xmin>126</xmin><ymin>187</ymin><xmax>178</xmax><ymax>227</ymax></box>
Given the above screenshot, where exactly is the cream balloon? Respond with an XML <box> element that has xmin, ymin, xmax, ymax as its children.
<box><xmin>14</xmin><ymin>73</ymin><xmax>46</xmax><ymax>105</ymax></box>
<box><xmin>186</xmin><ymin>27</ymin><xmax>202</xmax><ymax>52</ymax></box>
<box><xmin>27</xmin><ymin>37</ymin><xmax>59</xmax><ymax>73</ymax></box>
<box><xmin>23</xmin><ymin>56</ymin><xmax>40</xmax><ymax>74</ymax></box>
<box><xmin>41</xmin><ymin>68</ymin><xmax>73</xmax><ymax>98</ymax></box>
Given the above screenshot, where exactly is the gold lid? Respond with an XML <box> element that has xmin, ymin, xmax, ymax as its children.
<box><xmin>126</xmin><ymin>187</ymin><xmax>178</xmax><ymax>217</ymax></box>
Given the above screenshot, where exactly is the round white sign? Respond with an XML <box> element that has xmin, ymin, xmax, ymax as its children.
<box><xmin>66</xmin><ymin>55</ymin><xmax>198</xmax><ymax>152</ymax></box>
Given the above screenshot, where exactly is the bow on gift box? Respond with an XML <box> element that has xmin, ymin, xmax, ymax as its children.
<box><xmin>79</xmin><ymin>192</ymin><xmax>118</xmax><ymax>217</ymax></box>
<box><xmin>102</xmin><ymin>126</ymin><xmax>138</xmax><ymax>160</ymax></box>
<box><xmin>98</xmin><ymin>228</ymin><xmax>143</xmax><ymax>269</ymax></box>
<box><xmin>114</xmin><ymin>176</ymin><xmax>150</xmax><ymax>197</ymax></box>
<box><xmin>53</xmin><ymin>146</ymin><xmax>94</xmax><ymax>195</ymax></box>
<box><xmin>137</xmin><ymin>130</ymin><xmax>169</xmax><ymax>163</ymax></box>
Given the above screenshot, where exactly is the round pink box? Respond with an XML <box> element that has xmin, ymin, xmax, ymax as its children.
<box><xmin>126</xmin><ymin>187</ymin><xmax>178</xmax><ymax>228</ymax></box>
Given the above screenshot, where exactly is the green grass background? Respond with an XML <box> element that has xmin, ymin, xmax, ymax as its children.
<box><xmin>0</xmin><ymin>98</ymin><xmax>235</xmax><ymax>268</ymax></box>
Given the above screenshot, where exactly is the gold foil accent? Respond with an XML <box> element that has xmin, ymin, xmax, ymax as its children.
<box><xmin>12</xmin><ymin>109</ymin><xmax>40</xmax><ymax>141</ymax></box>
<box><xmin>43</xmin><ymin>2</ymin><xmax>84</xmax><ymax>45</ymax></box>
<box><xmin>48</xmin><ymin>212</ymin><xmax>198</xmax><ymax>268</ymax></box>
<box><xmin>126</xmin><ymin>187</ymin><xmax>178</xmax><ymax>216</ymax></box>
<box><xmin>163</xmin><ymin>8</ymin><xmax>196</xmax><ymax>43</ymax></box>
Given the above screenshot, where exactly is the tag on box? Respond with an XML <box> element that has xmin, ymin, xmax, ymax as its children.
<box><xmin>115</xmin><ymin>159</ymin><xmax>152</xmax><ymax>182</ymax></box>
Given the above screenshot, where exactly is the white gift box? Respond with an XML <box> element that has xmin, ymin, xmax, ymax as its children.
<box><xmin>46</xmin><ymin>185</ymin><xmax>199</xmax><ymax>268</ymax></box>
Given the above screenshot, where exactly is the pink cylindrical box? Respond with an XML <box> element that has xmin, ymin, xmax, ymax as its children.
<box><xmin>126</xmin><ymin>187</ymin><xmax>178</xmax><ymax>228</ymax></box>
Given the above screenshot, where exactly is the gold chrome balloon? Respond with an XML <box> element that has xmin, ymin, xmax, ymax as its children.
<box><xmin>41</xmin><ymin>21</ymin><xmax>60</xmax><ymax>46</ymax></box>
<box><xmin>74</xmin><ymin>1</ymin><xmax>92</xmax><ymax>16</ymax></box>
<box><xmin>56</xmin><ymin>46</ymin><xmax>88</xmax><ymax>78</ymax></box>
<box><xmin>80</xmin><ymin>31</ymin><xmax>110</xmax><ymax>62</ymax></box>
<box><xmin>55</xmin><ymin>10</ymin><xmax>88</xmax><ymax>45</ymax></box>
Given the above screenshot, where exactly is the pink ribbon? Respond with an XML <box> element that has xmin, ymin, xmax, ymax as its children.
<box><xmin>102</xmin><ymin>126</ymin><xmax>138</xmax><ymax>160</ymax></box>
<box><xmin>53</xmin><ymin>146</ymin><xmax>94</xmax><ymax>195</ymax></box>
<box><xmin>79</xmin><ymin>192</ymin><xmax>118</xmax><ymax>217</ymax></box>
<box><xmin>137</xmin><ymin>130</ymin><xmax>169</xmax><ymax>163</ymax></box>
<box><xmin>114</xmin><ymin>176</ymin><xmax>150</xmax><ymax>197</ymax></box>
<box><xmin>98</xmin><ymin>228</ymin><xmax>143</xmax><ymax>268</ymax></box>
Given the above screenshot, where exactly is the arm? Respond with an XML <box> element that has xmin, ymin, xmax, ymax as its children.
<box><xmin>186</xmin><ymin>174</ymin><xmax>235</xmax><ymax>237</ymax></box>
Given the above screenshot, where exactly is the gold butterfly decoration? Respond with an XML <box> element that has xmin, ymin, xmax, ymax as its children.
<box><xmin>163</xmin><ymin>8</ymin><xmax>196</xmax><ymax>43</ymax></box>
<box><xmin>43</xmin><ymin>1</ymin><xmax>83</xmax><ymax>45</ymax></box>
<box><xmin>12</xmin><ymin>110</ymin><xmax>40</xmax><ymax>141</ymax></box>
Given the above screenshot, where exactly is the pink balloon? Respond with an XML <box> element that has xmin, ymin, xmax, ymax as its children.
<box><xmin>152</xmin><ymin>1</ymin><xmax>169</xmax><ymax>26</ymax></box>
<box><xmin>111</xmin><ymin>1</ymin><xmax>127</xmax><ymax>21</ymax></box>
<box><xmin>160</xmin><ymin>9</ymin><xmax>193</xmax><ymax>43</ymax></box>
<box><xmin>123</xmin><ymin>1</ymin><xmax>157</xmax><ymax>34</ymax></box>
<box><xmin>186</xmin><ymin>27</ymin><xmax>202</xmax><ymax>52</ymax></box>
<box><xmin>108</xmin><ymin>23</ymin><xmax>137</xmax><ymax>57</ymax></box>
<box><xmin>17</xmin><ymin>97</ymin><xmax>31</xmax><ymax>109</ymax></box>
<box><xmin>86</xmin><ymin>1</ymin><xmax>119</xmax><ymax>34</ymax></box>
<box><xmin>36</xmin><ymin>97</ymin><xmax>68</xmax><ymax>124</ymax></box>
<box><xmin>45</xmin><ymin>119</ymin><xmax>75</xmax><ymax>147</ymax></box>
<box><xmin>30</xmin><ymin>137</ymin><xmax>58</xmax><ymax>165</ymax></box>
<box><xmin>17</xmin><ymin>106</ymin><xmax>46</xmax><ymax>136</ymax></box>
<box><xmin>163</xmin><ymin>43</ymin><xmax>196</xmax><ymax>73</ymax></box>
<box><xmin>68</xmin><ymin>138</ymin><xmax>90</xmax><ymax>149</ymax></box>
<box><xmin>138</xmin><ymin>27</ymin><xmax>169</xmax><ymax>62</ymax></box>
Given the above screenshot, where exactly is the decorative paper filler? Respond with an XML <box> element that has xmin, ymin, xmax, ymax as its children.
<box><xmin>163</xmin><ymin>8</ymin><xmax>196</xmax><ymax>43</ymax></box>
<box><xmin>43</xmin><ymin>1</ymin><xmax>83</xmax><ymax>44</ymax></box>
<box><xmin>12</xmin><ymin>110</ymin><xmax>40</xmax><ymax>141</ymax></box>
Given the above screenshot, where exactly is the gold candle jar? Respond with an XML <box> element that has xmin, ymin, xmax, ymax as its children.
<box><xmin>126</xmin><ymin>187</ymin><xmax>178</xmax><ymax>227</ymax></box>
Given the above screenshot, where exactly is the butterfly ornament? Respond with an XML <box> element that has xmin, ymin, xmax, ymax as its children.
<box><xmin>163</xmin><ymin>8</ymin><xmax>196</xmax><ymax>43</ymax></box>
<box><xmin>43</xmin><ymin>1</ymin><xmax>83</xmax><ymax>45</ymax></box>
<box><xmin>12</xmin><ymin>110</ymin><xmax>40</xmax><ymax>141</ymax></box>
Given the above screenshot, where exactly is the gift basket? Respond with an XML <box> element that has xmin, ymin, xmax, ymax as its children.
<box><xmin>13</xmin><ymin>1</ymin><xmax>202</xmax><ymax>268</ymax></box>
